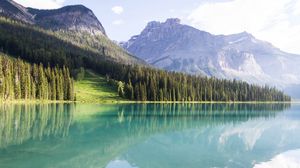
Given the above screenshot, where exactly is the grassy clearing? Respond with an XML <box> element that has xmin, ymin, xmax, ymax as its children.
<box><xmin>74</xmin><ymin>70</ymin><xmax>127</xmax><ymax>103</ymax></box>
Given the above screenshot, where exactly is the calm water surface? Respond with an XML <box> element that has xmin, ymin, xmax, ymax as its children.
<box><xmin>0</xmin><ymin>103</ymin><xmax>299</xmax><ymax>168</ymax></box>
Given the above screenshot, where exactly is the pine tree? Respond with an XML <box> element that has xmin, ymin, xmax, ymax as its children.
<box><xmin>51</xmin><ymin>70</ymin><xmax>57</xmax><ymax>100</ymax></box>
<box><xmin>0</xmin><ymin>56</ymin><xmax>3</xmax><ymax>99</ymax></box>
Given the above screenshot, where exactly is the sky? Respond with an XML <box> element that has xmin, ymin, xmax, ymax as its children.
<box><xmin>14</xmin><ymin>0</ymin><xmax>300</xmax><ymax>54</ymax></box>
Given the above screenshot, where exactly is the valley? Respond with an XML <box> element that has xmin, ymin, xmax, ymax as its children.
<box><xmin>0</xmin><ymin>0</ymin><xmax>292</xmax><ymax>102</ymax></box>
<box><xmin>0</xmin><ymin>1</ymin><xmax>299</xmax><ymax>167</ymax></box>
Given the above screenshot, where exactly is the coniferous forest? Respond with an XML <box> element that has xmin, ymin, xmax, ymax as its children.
<box><xmin>114</xmin><ymin>66</ymin><xmax>291</xmax><ymax>102</ymax></box>
<box><xmin>0</xmin><ymin>55</ymin><xmax>74</xmax><ymax>101</ymax></box>
<box><xmin>0</xmin><ymin>17</ymin><xmax>291</xmax><ymax>102</ymax></box>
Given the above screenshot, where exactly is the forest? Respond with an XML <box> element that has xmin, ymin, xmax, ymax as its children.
<box><xmin>0</xmin><ymin>55</ymin><xmax>74</xmax><ymax>101</ymax></box>
<box><xmin>113</xmin><ymin>66</ymin><xmax>291</xmax><ymax>101</ymax></box>
<box><xmin>0</xmin><ymin>17</ymin><xmax>291</xmax><ymax>102</ymax></box>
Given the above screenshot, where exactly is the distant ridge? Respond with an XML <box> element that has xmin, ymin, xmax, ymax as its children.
<box><xmin>122</xmin><ymin>18</ymin><xmax>300</xmax><ymax>90</ymax></box>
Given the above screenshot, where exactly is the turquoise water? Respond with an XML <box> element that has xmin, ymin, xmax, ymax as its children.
<box><xmin>0</xmin><ymin>103</ymin><xmax>299</xmax><ymax>168</ymax></box>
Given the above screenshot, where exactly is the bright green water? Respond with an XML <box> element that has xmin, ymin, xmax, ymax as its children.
<box><xmin>0</xmin><ymin>103</ymin><xmax>299</xmax><ymax>168</ymax></box>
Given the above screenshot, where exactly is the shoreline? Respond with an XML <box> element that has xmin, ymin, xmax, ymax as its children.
<box><xmin>0</xmin><ymin>100</ymin><xmax>296</xmax><ymax>104</ymax></box>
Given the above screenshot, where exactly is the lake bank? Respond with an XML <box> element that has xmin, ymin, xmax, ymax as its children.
<box><xmin>0</xmin><ymin>99</ymin><xmax>294</xmax><ymax>104</ymax></box>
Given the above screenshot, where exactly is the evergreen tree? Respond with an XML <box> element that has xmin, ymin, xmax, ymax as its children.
<box><xmin>0</xmin><ymin>55</ymin><xmax>74</xmax><ymax>101</ymax></box>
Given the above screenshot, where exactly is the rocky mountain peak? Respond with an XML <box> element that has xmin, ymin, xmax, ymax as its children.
<box><xmin>122</xmin><ymin>18</ymin><xmax>300</xmax><ymax>89</ymax></box>
<box><xmin>0</xmin><ymin>0</ymin><xmax>34</xmax><ymax>24</ymax></box>
<box><xmin>144</xmin><ymin>18</ymin><xmax>181</xmax><ymax>31</ymax></box>
<box><xmin>0</xmin><ymin>0</ymin><xmax>106</xmax><ymax>36</ymax></box>
<box><xmin>165</xmin><ymin>18</ymin><xmax>181</xmax><ymax>25</ymax></box>
<box><xmin>27</xmin><ymin>5</ymin><xmax>106</xmax><ymax>36</ymax></box>
<box><xmin>146</xmin><ymin>21</ymin><xmax>160</xmax><ymax>28</ymax></box>
<box><xmin>57</xmin><ymin>4</ymin><xmax>90</xmax><ymax>12</ymax></box>
<box><xmin>234</xmin><ymin>31</ymin><xmax>255</xmax><ymax>39</ymax></box>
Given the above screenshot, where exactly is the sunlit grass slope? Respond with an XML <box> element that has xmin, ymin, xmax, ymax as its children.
<box><xmin>75</xmin><ymin>70</ymin><xmax>126</xmax><ymax>103</ymax></box>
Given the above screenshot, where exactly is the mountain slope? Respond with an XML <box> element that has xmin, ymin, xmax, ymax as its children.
<box><xmin>122</xmin><ymin>18</ymin><xmax>300</xmax><ymax>88</ymax></box>
<box><xmin>0</xmin><ymin>0</ymin><xmax>34</xmax><ymax>24</ymax></box>
<box><xmin>0</xmin><ymin>0</ymin><xmax>143</xmax><ymax>65</ymax></box>
<box><xmin>27</xmin><ymin>5</ymin><xmax>106</xmax><ymax>36</ymax></box>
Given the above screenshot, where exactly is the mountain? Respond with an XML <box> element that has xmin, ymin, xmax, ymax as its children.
<box><xmin>27</xmin><ymin>5</ymin><xmax>106</xmax><ymax>36</ymax></box>
<box><xmin>122</xmin><ymin>18</ymin><xmax>300</xmax><ymax>89</ymax></box>
<box><xmin>0</xmin><ymin>0</ymin><xmax>34</xmax><ymax>24</ymax></box>
<box><xmin>0</xmin><ymin>0</ymin><xmax>143</xmax><ymax>65</ymax></box>
<box><xmin>0</xmin><ymin>1</ymin><xmax>291</xmax><ymax>102</ymax></box>
<box><xmin>0</xmin><ymin>0</ymin><xmax>105</xmax><ymax>36</ymax></box>
<box><xmin>0</xmin><ymin>17</ymin><xmax>290</xmax><ymax>103</ymax></box>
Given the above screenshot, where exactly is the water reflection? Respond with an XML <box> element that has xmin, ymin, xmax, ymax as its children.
<box><xmin>0</xmin><ymin>103</ymin><xmax>74</xmax><ymax>149</ymax></box>
<box><xmin>109</xmin><ymin>103</ymin><xmax>291</xmax><ymax>140</ymax></box>
<box><xmin>0</xmin><ymin>103</ymin><xmax>295</xmax><ymax>168</ymax></box>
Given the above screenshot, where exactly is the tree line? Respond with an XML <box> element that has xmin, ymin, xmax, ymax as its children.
<box><xmin>0</xmin><ymin>17</ymin><xmax>291</xmax><ymax>102</ymax></box>
<box><xmin>0</xmin><ymin>55</ymin><xmax>74</xmax><ymax>101</ymax></box>
<box><xmin>109</xmin><ymin>66</ymin><xmax>291</xmax><ymax>101</ymax></box>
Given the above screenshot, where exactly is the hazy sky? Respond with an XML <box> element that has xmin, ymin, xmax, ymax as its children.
<box><xmin>15</xmin><ymin>0</ymin><xmax>300</xmax><ymax>54</ymax></box>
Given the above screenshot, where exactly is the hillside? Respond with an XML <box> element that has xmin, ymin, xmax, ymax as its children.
<box><xmin>27</xmin><ymin>5</ymin><xmax>106</xmax><ymax>36</ymax></box>
<box><xmin>0</xmin><ymin>0</ymin><xmax>143</xmax><ymax>65</ymax></box>
<box><xmin>75</xmin><ymin>70</ymin><xmax>126</xmax><ymax>103</ymax></box>
<box><xmin>0</xmin><ymin>0</ymin><xmax>34</xmax><ymax>24</ymax></box>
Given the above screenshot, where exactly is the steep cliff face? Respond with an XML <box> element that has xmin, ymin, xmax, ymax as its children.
<box><xmin>122</xmin><ymin>18</ymin><xmax>300</xmax><ymax>87</ymax></box>
<box><xmin>27</xmin><ymin>5</ymin><xmax>106</xmax><ymax>36</ymax></box>
<box><xmin>0</xmin><ymin>1</ymin><xmax>106</xmax><ymax>36</ymax></box>
<box><xmin>0</xmin><ymin>0</ymin><xmax>34</xmax><ymax>24</ymax></box>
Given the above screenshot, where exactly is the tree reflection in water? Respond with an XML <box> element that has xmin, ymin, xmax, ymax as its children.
<box><xmin>0</xmin><ymin>103</ymin><xmax>74</xmax><ymax>148</ymax></box>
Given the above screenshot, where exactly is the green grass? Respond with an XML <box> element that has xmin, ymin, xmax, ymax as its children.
<box><xmin>75</xmin><ymin>71</ymin><xmax>127</xmax><ymax>103</ymax></box>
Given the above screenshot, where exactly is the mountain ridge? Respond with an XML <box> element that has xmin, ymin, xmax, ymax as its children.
<box><xmin>0</xmin><ymin>0</ymin><xmax>106</xmax><ymax>36</ymax></box>
<box><xmin>0</xmin><ymin>0</ymin><xmax>34</xmax><ymax>24</ymax></box>
<box><xmin>0</xmin><ymin>2</ymin><xmax>291</xmax><ymax>102</ymax></box>
<box><xmin>0</xmin><ymin>0</ymin><xmax>146</xmax><ymax>66</ymax></box>
<box><xmin>27</xmin><ymin>5</ymin><xmax>106</xmax><ymax>36</ymax></box>
<box><xmin>122</xmin><ymin>18</ymin><xmax>300</xmax><ymax>90</ymax></box>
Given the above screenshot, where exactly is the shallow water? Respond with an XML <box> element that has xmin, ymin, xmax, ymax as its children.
<box><xmin>0</xmin><ymin>103</ymin><xmax>299</xmax><ymax>168</ymax></box>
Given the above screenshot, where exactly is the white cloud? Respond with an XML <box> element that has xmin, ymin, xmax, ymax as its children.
<box><xmin>14</xmin><ymin>0</ymin><xmax>65</xmax><ymax>9</ymax></box>
<box><xmin>187</xmin><ymin>0</ymin><xmax>300</xmax><ymax>54</ymax></box>
<box><xmin>254</xmin><ymin>149</ymin><xmax>300</xmax><ymax>168</ymax></box>
<box><xmin>219</xmin><ymin>120</ymin><xmax>270</xmax><ymax>150</ymax></box>
<box><xmin>293</xmin><ymin>0</ymin><xmax>300</xmax><ymax>15</ymax></box>
<box><xmin>112</xmin><ymin>6</ymin><xmax>124</xmax><ymax>15</ymax></box>
<box><xmin>112</xmin><ymin>20</ymin><xmax>124</xmax><ymax>26</ymax></box>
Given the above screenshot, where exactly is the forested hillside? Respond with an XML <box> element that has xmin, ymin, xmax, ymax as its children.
<box><xmin>0</xmin><ymin>0</ymin><xmax>142</xmax><ymax>65</ymax></box>
<box><xmin>0</xmin><ymin>17</ymin><xmax>291</xmax><ymax>102</ymax></box>
<box><xmin>111</xmin><ymin>66</ymin><xmax>291</xmax><ymax>101</ymax></box>
<box><xmin>0</xmin><ymin>54</ymin><xmax>74</xmax><ymax>101</ymax></box>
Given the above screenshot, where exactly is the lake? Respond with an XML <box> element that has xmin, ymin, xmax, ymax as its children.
<box><xmin>0</xmin><ymin>103</ymin><xmax>299</xmax><ymax>168</ymax></box>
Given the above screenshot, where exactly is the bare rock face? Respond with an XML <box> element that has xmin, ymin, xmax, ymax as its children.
<box><xmin>0</xmin><ymin>0</ymin><xmax>106</xmax><ymax>36</ymax></box>
<box><xmin>28</xmin><ymin>5</ymin><xmax>106</xmax><ymax>36</ymax></box>
<box><xmin>0</xmin><ymin>0</ymin><xmax>34</xmax><ymax>24</ymax></box>
<box><xmin>122</xmin><ymin>18</ymin><xmax>300</xmax><ymax>88</ymax></box>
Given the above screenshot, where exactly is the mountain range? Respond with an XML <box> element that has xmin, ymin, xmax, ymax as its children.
<box><xmin>2</xmin><ymin>0</ymin><xmax>298</xmax><ymax>90</ymax></box>
<box><xmin>122</xmin><ymin>18</ymin><xmax>300</xmax><ymax>97</ymax></box>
